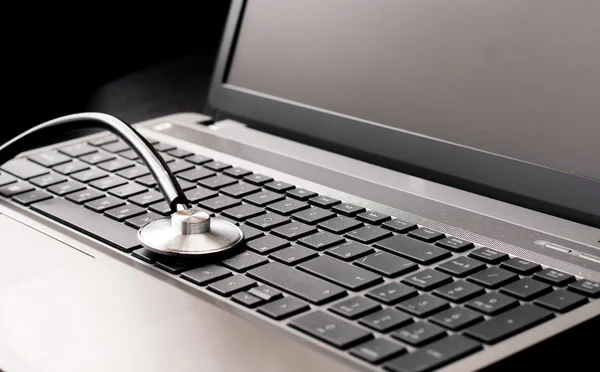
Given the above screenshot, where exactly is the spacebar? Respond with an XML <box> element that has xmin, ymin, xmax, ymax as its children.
<box><xmin>31</xmin><ymin>198</ymin><xmax>141</xmax><ymax>252</ymax></box>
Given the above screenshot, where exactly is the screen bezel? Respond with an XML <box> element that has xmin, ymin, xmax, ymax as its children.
<box><xmin>208</xmin><ymin>0</ymin><xmax>600</xmax><ymax>228</ymax></box>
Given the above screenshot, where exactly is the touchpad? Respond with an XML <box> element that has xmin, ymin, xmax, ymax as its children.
<box><xmin>0</xmin><ymin>214</ymin><xmax>92</xmax><ymax>288</ymax></box>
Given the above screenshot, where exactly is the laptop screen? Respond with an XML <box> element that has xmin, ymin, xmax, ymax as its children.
<box><xmin>226</xmin><ymin>0</ymin><xmax>600</xmax><ymax>182</ymax></box>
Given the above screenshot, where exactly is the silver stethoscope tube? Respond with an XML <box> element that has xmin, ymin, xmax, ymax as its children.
<box><xmin>0</xmin><ymin>112</ymin><xmax>243</xmax><ymax>257</ymax></box>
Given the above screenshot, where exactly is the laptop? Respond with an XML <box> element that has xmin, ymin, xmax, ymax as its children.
<box><xmin>1</xmin><ymin>1</ymin><xmax>599</xmax><ymax>371</ymax></box>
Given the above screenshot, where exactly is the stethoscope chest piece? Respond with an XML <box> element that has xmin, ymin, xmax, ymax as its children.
<box><xmin>138</xmin><ymin>208</ymin><xmax>244</xmax><ymax>257</ymax></box>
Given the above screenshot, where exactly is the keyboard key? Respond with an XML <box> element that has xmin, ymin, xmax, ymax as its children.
<box><xmin>97</xmin><ymin>158</ymin><xmax>133</xmax><ymax>172</ymax></box>
<box><xmin>31</xmin><ymin>198</ymin><xmax>140</xmax><ymax>252</ymax></box>
<box><xmin>246</xmin><ymin>212</ymin><xmax>289</xmax><ymax>230</ymax></box>
<box><xmin>135</xmin><ymin>174</ymin><xmax>157</xmax><ymax>188</ymax></box>
<box><xmin>533</xmin><ymin>268</ymin><xmax>575</xmax><ymax>286</ymax></box>
<box><xmin>345</xmin><ymin>225</ymin><xmax>392</xmax><ymax>244</ymax></box>
<box><xmin>292</xmin><ymin>207</ymin><xmax>335</xmax><ymax>224</ymax></box>
<box><xmin>366</xmin><ymin>282</ymin><xmax>418</xmax><ymax>305</ymax></box>
<box><xmin>243</xmin><ymin>190</ymin><xmax>285</xmax><ymax>206</ymax></box>
<box><xmin>199</xmin><ymin>174</ymin><xmax>238</xmax><ymax>190</ymax></box>
<box><xmin>198</xmin><ymin>195</ymin><xmax>241</xmax><ymax>212</ymax></box>
<box><xmin>318</xmin><ymin>216</ymin><xmax>363</xmax><ymax>234</ymax></box>
<box><xmin>267</xmin><ymin>199</ymin><xmax>309</xmax><ymax>215</ymax></box>
<box><xmin>350</xmin><ymin>338</ymin><xmax>405</xmax><ymax>364</ymax></box>
<box><xmin>397</xmin><ymin>294</ymin><xmax>450</xmax><ymax>317</ymax></box>
<box><xmin>384</xmin><ymin>335</ymin><xmax>482</xmax><ymax>372</ymax></box>
<box><xmin>501</xmin><ymin>258</ymin><xmax>542</xmax><ymax>275</ymax></box>
<box><xmin>264</xmin><ymin>180</ymin><xmax>294</xmax><ymax>192</ymax></box>
<box><xmin>356</xmin><ymin>210</ymin><xmax>391</xmax><ymax>224</ymax></box>
<box><xmin>381</xmin><ymin>219</ymin><xmax>417</xmax><ymax>233</ymax></box>
<box><xmin>269</xmin><ymin>245</ymin><xmax>318</xmax><ymax>265</ymax></box>
<box><xmin>204</xmin><ymin>161</ymin><xmax>231</xmax><ymax>171</ymax></box>
<box><xmin>332</xmin><ymin>202</ymin><xmax>366</xmax><ymax>216</ymax></box>
<box><xmin>148</xmin><ymin>201</ymin><xmax>171</xmax><ymax>215</ymax></box>
<box><xmin>433</xmin><ymin>280</ymin><xmax>485</xmax><ymax>303</ymax></box>
<box><xmin>221</xmin><ymin>251</ymin><xmax>268</xmax><ymax>272</ymax></box>
<box><xmin>244</xmin><ymin>173</ymin><xmax>273</xmax><ymax>185</ymax></box>
<box><xmin>430</xmin><ymin>307</ymin><xmax>484</xmax><ymax>331</ymax></box>
<box><xmin>435</xmin><ymin>237</ymin><xmax>474</xmax><ymax>252</ymax></box>
<box><xmin>231</xmin><ymin>292</ymin><xmax>264</xmax><ymax>308</ymax></box>
<box><xmin>30</xmin><ymin>173</ymin><xmax>67</xmax><ymax>188</ymax></box>
<box><xmin>248</xmin><ymin>285</ymin><xmax>283</xmax><ymax>301</ymax></box>
<box><xmin>158</xmin><ymin>153</ymin><xmax>176</xmax><ymax>164</ymax></box>
<box><xmin>0</xmin><ymin>173</ymin><xmax>16</xmax><ymax>186</ymax></box>
<box><xmin>408</xmin><ymin>227</ymin><xmax>445</xmax><ymax>242</ymax></box>
<box><xmin>568</xmin><ymin>279</ymin><xmax>600</xmax><ymax>298</ymax></box>
<box><xmin>258</xmin><ymin>296</ymin><xmax>309</xmax><ymax>320</ymax></box>
<box><xmin>466</xmin><ymin>292</ymin><xmax>518</xmax><ymax>315</ymax></box>
<box><xmin>436</xmin><ymin>256</ymin><xmax>485</xmax><ymax>277</ymax></box>
<box><xmin>222</xmin><ymin>204</ymin><xmax>265</xmax><ymax>221</ymax></box>
<box><xmin>168</xmin><ymin>160</ymin><xmax>194</xmax><ymax>174</ymax></box>
<box><xmin>28</xmin><ymin>151</ymin><xmax>71</xmax><ymax>167</ymax></box>
<box><xmin>118</xmin><ymin>149</ymin><xmax>139</xmax><ymax>160</ymax></box>
<box><xmin>155</xmin><ymin>257</ymin><xmax>200</xmax><ymax>274</ymax></box>
<box><xmin>220</xmin><ymin>182</ymin><xmax>261</xmax><ymax>198</ymax></box>
<box><xmin>88</xmin><ymin>134</ymin><xmax>118</xmax><ymax>147</ymax></box>
<box><xmin>89</xmin><ymin>176</ymin><xmax>128</xmax><ymax>191</ymax></box>
<box><xmin>358</xmin><ymin>308</ymin><xmax>413</xmax><ymax>332</ymax></box>
<box><xmin>71</xmin><ymin>169</ymin><xmax>108</xmax><ymax>183</ymax></box>
<box><xmin>116</xmin><ymin>165</ymin><xmax>150</xmax><ymax>180</ymax></box>
<box><xmin>355</xmin><ymin>251</ymin><xmax>418</xmax><ymax>278</ymax></box>
<box><xmin>465</xmin><ymin>304</ymin><xmax>554</xmax><ymax>344</ymax></box>
<box><xmin>1</xmin><ymin>158</ymin><xmax>49</xmax><ymax>179</ymax></box>
<box><xmin>500</xmin><ymin>278</ymin><xmax>552</xmax><ymax>300</ymax></box>
<box><xmin>177</xmin><ymin>167</ymin><xmax>214</xmax><ymax>182</ymax></box>
<box><xmin>374</xmin><ymin>235</ymin><xmax>451</xmax><ymax>265</ymax></box>
<box><xmin>153</xmin><ymin>142</ymin><xmax>176</xmax><ymax>152</ymax></box>
<box><xmin>391</xmin><ymin>322</ymin><xmax>446</xmax><ymax>346</ymax></box>
<box><xmin>286</xmin><ymin>188</ymin><xmax>318</xmax><ymax>200</ymax></box>
<box><xmin>80</xmin><ymin>152</ymin><xmax>116</xmax><ymax>165</ymax></box>
<box><xmin>184</xmin><ymin>187</ymin><xmax>217</xmax><ymax>203</ymax></box>
<box><xmin>469</xmin><ymin>247</ymin><xmax>509</xmax><ymax>264</ymax></box>
<box><xmin>402</xmin><ymin>269</ymin><xmax>453</xmax><ymax>291</ymax></box>
<box><xmin>535</xmin><ymin>289</ymin><xmax>588</xmax><ymax>313</ymax></box>
<box><xmin>167</xmin><ymin>148</ymin><xmax>193</xmax><ymax>158</ymax></box>
<box><xmin>180</xmin><ymin>265</ymin><xmax>232</xmax><ymax>286</ymax></box>
<box><xmin>289</xmin><ymin>311</ymin><xmax>373</xmax><ymax>349</ymax></box>
<box><xmin>207</xmin><ymin>274</ymin><xmax>256</xmax><ymax>296</ymax></box>
<box><xmin>468</xmin><ymin>267</ymin><xmax>518</xmax><ymax>289</ymax></box>
<box><xmin>125</xmin><ymin>212</ymin><xmax>163</xmax><ymax>229</ymax></box>
<box><xmin>224</xmin><ymin>167</ymin><xmax>252</xmax><ymax>178</ymax></box>
<box><xmin>330</xmin><ymin>296</ymin><xmax>381</xmax><ymax>319</ymax></box>
<box><xmin>108</xmin><ymin>183</ymin><xmax>147</xmax><ymax>199</ymax></box>
<box><xmin>53</xmin><ymin>161</ymin><xmax>89</xmax><ymax>175</ymax></box>
<box><xmin>184</xmin><ymin>154</ymin><xmax>212</xmax><ymax>165</ymax></box>
<box><xmin>326</xmin><ymin>241</ymin><xmax>374</xmax><ymax>261</ymax></box>
<box><xmin>48</xmin><ymin>181</ymin><xmax>85</xmax><ymax>196</ymax></box>
<box><xmin>12</xmin><ymin>189</ymin><xmax>52</xmax><ymax>205</ymax></box>
<box><xmin>271</xmin><ymin>221</ymin><xmax>317</xmax><ymax>240</ymax></box>
<box><xmin>105</xmin><ymin>204</ymin><xmax>146</xmax><ymax>221</ymax></box>
<box><xmin>245</xmin><ymin>234</ymin><xmax>289</xmax><ymax>254</ymax></box>
<box><xmin>102</xmin><ymin>141</ymin><xmax>129</xmax><ymax>153</ymax></box>
<box><xmin>298</xmin><ymin>231</ymin><xmax>344</xmax><ymax>250</ymax></box>
<box><xmin>309</xmin><ymin>195</ymin><xmax>341</xmax><ymax>208</ymax></box>
<box><xmin>85</xmin><ymin>196</ymin><xmax>125</xmax><ymax>212</ymax></box>
<box><xmin>247</xmin><ymin>262</ymin><xmax>346</xmax><ymax>304</ymax></box>
<box><xmin>65</xmin><ymin>188</ymin><xmax>104</xmax><ymax>204</ymax></box>
<box><xmin>298</xmin><ymin>256</ymin><xmax>383</xmax><ymax>291</ymax></box>
<box><xmin>1</xmin><ymin>182</ymin><xmax>33</xmax><ymax>197</ymax></box>
<box><xmin>128</xmin><ymin>190</ymin><xmax>165</xmax><ymax>207</ymax></box>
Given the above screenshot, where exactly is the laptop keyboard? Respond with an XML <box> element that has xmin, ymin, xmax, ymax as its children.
<box><xmin>1</xmin><ymin>133</ymin><xmax>599</xmax><ymax>372</ymax></box>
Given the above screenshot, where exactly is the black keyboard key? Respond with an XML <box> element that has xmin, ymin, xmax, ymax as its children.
<box><xmin>90</xmin><ymin>175</ymin><xmax>128</xmax><ymax>191</ymax></box>
<box><xmin>264</xmin><ymin>180</ymin><xmax>294</xmax><ymax>192</ymax></box>
<box><xmin>207</xmin><ymin>274</ymin><xmax>256</xmax><ymax>296</ymax></box>
<box><xmin>59</xmin><ymin>143</ymin><xmax>97</xmax><ymax>157</ymax></box>
<box><xmin>292</xmin><ymin>207</ymin><xmax>335</xmax><ymax>224</ymax></box>
<box><xmin>2</xmin><ymin>158</ymin><xmax>49</xmax><ymax>179</ymax></box>
<box><xmin>246</xmin><ymin>234</ymin><xmax>289</xmax><ymax>254</ymax></box>
<box><xmin>240</xmin><ymin>224</ymin><xmax>264</xmax><ymax>241</ymax></box>
<box><xmin>430</xmin><ymin>307</ymin><xmax>484</xmax><ymax>331</ymax></box>
<box><xmin>258</xmin><ymin>296</ymin><xmax>309</xmax><ymax>320</ymax></box>
<box><xmin>568</xmin><ymin>279</ymin><xmax>600</xmax><ymax>298</ymax></box>
<box><xmin>332</xmin><ymin>202</ymin><xmax>366</xmax><ymax>216</ymax></box>
<box><xmin>501</xmin><ymin>278</ymin><xmax>552</xmax><ymax>300</ymax></box>
<box><xmin>28</xmin><ymin>151</ymin><xmax>71</xmax><ymax>167</ymax></box>
<box><xmin>345</xmin><ymin>225</ymin><xmax>393</xmax><ymax>244</ymax></box>
<box><xmin>129</xmin><ymin>190</ymin><xmax>164</xmax><ymax>207</ymax></box>
<box><xmin>465</xmin><ymin>304</ymin><xmax>554</xmax><ymax>344</ymax></box>
<box><xmin>247</xmin><ymin>262</ymin><xmax>346</xmax><ymax>304</ymax></box>
<box><xmin>289</xmin><ymin>311</ymin><xmax>373</xmax><ymax>349</ymax></box>
<box><xmin>180</xmin><ymin>265</ymin><xmax>232</xmax><ymax>286</ymax></box>
<box><xmin>231</xmin><ymin>292</ymin><xmax>264</xmax><ymax>308</ymax></box>
<box><xmin>198</xmin><ymin>195</ymin><xmax>241</xmax><ymax>212</ymax></box>
<box><xmin>184</xmin><ymin>187</ymin><xmax>217</xmax><ymax>203</ymax></box>
<box><xmin>330</xmin><ymin>296</ymin><xmax>381</xmax><ymax>319</ymax></box>
<box><xmin>30</xmin><ymin>173</ymin><xmax>67</xmax><ymax>188</ymax></box>
<box><xmin>116</xmin><ymin>165</ymin><xmax>150</xmax><ymax>180</ymax></box>
<box><xmin>359</xmin><ymin>308</ymin><xmax>413</xmax><ymax>333</ymax></box>
<box><xmin>135</xmin><ymin>174</ymin><xmax>157</xmax><ymax>188</ymax></box>
<box><xmin>71</xmin><ymin>169</ymin><xmax>108</xmax><ymax>183</ymax></box>
<box><xmin>221</xmin><ymin>251</ymin><xmax>268</xmax><ymax>272</ymax></box>
<box><xmin>501</xmin><ymin>258</ymin><xmax>542</xmax><ymax>275</ymax></box>
<box><xmin>125</xmin><ymin>212</ymin><xmax>163</xmax><ymax>229</ymax></box>
<box><xmin>381</xmin><ymin>219</ymin><xmax>418</xmax><ymax>233</ymax></box>
<box><xmin>468</xmin><ymin>267</ymin><xmax>518</xmax><ymax>289</ymax></box>
<box><xmin>469</xmin><ymin>247</ymin><xmax>509</xmax><ymax>264</ymax></box>
<box><xmin>153</xmin><ymin>143</ymin><xmax>176</xmax><ymax>152</ymax></box>
<box><xmin>298</xmin><ymin>256</ymin><xmax>383</xmax><ymax>291</ymax></box>
<box><xmin>223</xmin><ymin>204</ymin><xmax>265</xmax><ymax>221</ymax></box>
<box><xmin>220</xmin><ymin>182</ymin><xmax>261</xmax><ymax>198</ymax></box>
<box><xmin>356</xmin><ymin>210</ymin><xmax>391</xmax><ymax>224</ymax></box>
<box><xmin>0</xmin><ymin>173</ymin><xmax>16</xmax><ymax>186</ymax></box>
<box><xmin>108</xmin><ymin>183</ymin><xmax>147</xmax><ymax>199</ymax></box>
<box><xmin>48</xmin><ymin>181</ymin><xmax>85</xmax><ymax>196</ymax></box>
<box><xmin>204</xmin><ymin>161</ymin><xmax>231</xmax><ymax>171</ymax></box>
<box><xmin>397</xmin><ymin>294</ymin><xmax>450</xmax><ymax>317</ymax></box>
<box><xmin>270</xmin><ymin>245</ymin><xmax>318</xmax><ymax>265</ymax></box>
<box><xmin>309</xmin><ymin>195</ymin><xmax>341</xmax><ymax>208</ymax></box>
<box><xmin>31</xmin><ymin>198</ymin><xmax>140</xmax><ymax>252</ymax></box>
<box><xmin>366</xmin><ymin>282</ymin><xmax>418</xmax><ymax>305</ymax></box>
<box><xmin>80</xmin><ymin>152</ymin><xmax>116</xmax><ymax>165</ymax></box>
<box><xmin>118</xmin><ymin>149</ymin><xmax>139</xmax><ymax>160</ymax></box>
<box><xmin>65</xmin><ymin>188</ymin><xmax>104</xmax><ymax>204</ymax></box>
<box><xmin>53</xmin><ymin>161</ymin><xmax>90</xmax><ymax>175</ymax></box>
<box><xmin>326</xmin><ymin>241</ymin><xmax>374</xmax><ymax>261</ymax></box>
<box><xmin>298</xmin><ymin>231</ymin><xmax>344</xmax><ymax>250</ymax></box>
<box><xmin>168</xmin><ymin>160</ymin><xmax>194</xmax><ymax>174</ymax></box>
<box><xmin>436</xmin><ymin>256</ymin><xmax>485</xmax><ymax>277</ymax></box>
<box><xmin>435</xmin><ymin>237</ymin><xmax>474</xmax><ymax>252</ymax></box>
<box><xmin>244</xmin><ymin>173</ymin><xmax>273</xmax><ymax>185</ymax></box>
<box><xmin>350</xmin><ymin>338</ymin><xmax>405</xmax><ymax>364</ymax></box>
<box><xmin>402</xmin><ymin>269</ymin><xmax>453</xmax><ymax>291</ymax></box>
<box><xmin>166</xmin><ymin>148</ymin><xmax>193</xmax><ymax>158</ymax></box>
<box><xmin>408</xmin><ymin>227</ymin><xmax>445</xmax><ymax>242</ymax></box>
<box><xmin>535</xmin><ymin>289</ymin><xmax>588</xmax><ymax>313</ymax></box>
<box><xmin>433</xmin><ymin>280</ymin><xmax>485</xmax><ymax>303</ymax></box>
<box><xmin>272</xmin><ymin>221</ymin><xmax>317</xmax><ymax>240</ymax></box>
<box><xmin>13</xmin><ymin>189</ymin><xmax>52</xmax><ymax>205</ymax></box>
<box><xmin>102</xmin><ymin>141</ymin><xmax>129</xmax><ymax>153</ymax></box>
<box><xmin>243</xmin><ymin>190</ymin><xmax>285</xmax><ymax>207</ymax></box>
<box><xmin>356</xmin><ymin>251</ymin><xmax>418</xmax><ymax>278</ymax></box>
<box><xmin>97</xmin><ymin>158</ymin><xmax>133</xmax><ymax>172</ymax></box>
<box><xmin>184</xmin><ymin>154</ymin><xmax>211</xmax><ymax>164</ymax></box>
<box><xmin>286</xmin><ymin>188</ymin><xmax>317</xmax><ymax>200</ymax></box>
<box><xmin>466</xmin><ymin>292</ymin><xmax>518</xmax><ymax>315</ymax></box>
<box><xmin>391</xmin><ymin>322</ymin><xmax>446</xmax><ymax>346</ymax></box>
<box><xmin>85</xmin><ymin>196</ymin><xmax>125</xmax><ymax>212</ymax></box>
<box><xmin>148</xmin><ymin>201</ymin><xmax>172</xmax><ymax>215</ymax></box>
<box><xmin>158</xmin><ymin>153</ymin><xmax>175</xmax><ymax>164</ymax></box>
<box><xmin>248</xmin><ymin>285</ymin><xmax>283</xmax><ymax>301</ymax></box>
<box><xmin>177</xmin><ymin>167</ymin><xmax>214</xmax><ymax>182</ymax></box>
<box><xmin>88</xmin><ymin>134</ymin><xmax>118</xmax><ymax>147</ymax></box>
<box><xmin>155</xmin><ymin>257</ymin><xmax>199</xmax><ymax>274</ymax></box>
<box><xmin>384</xmin><ymin>335</ymin><xmax>482</xmax><ymax>372</ymax></box>
<box><xmin>246</xmin><ymin>213</ymin><xmax>289</xmax><ymax>230</ymax></box>
<box><xmin>224</xmin><ymin>167</ymin><xmax>252</xmax><ymax>178</ymax></box>
<box><xmin>318</xmin><ymin>216</ymin><xmax>363</xmax><ymax>234</ymax></box>
<box><xmin>533</xmin><ymin>268</ymin><xmax>575</xmax><ymax>286</ymax></box>
<box><xmin>267</xmin><ymin>198</ymin><xmax>309</xmax><ymax>215</ymax></box>
<box><xmin>105</xmin><ymin>204</ymin><xmax>145</xmax><ymax>221</ymax></box>
<box><xmin>375</xmin><ymin>235</ymin><xmax>451</xmax><ymax>265</ymax></box>
<box><xmin>199</xmin><ymin>174</ymin><xmax>238</xmax><ymax>190</ymax></box>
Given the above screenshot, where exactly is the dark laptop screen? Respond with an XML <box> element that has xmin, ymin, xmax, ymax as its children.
<box><xmin>226</xmin><ymin>0</ymin><xmax>600</xmax><ymax>181</ymax></box>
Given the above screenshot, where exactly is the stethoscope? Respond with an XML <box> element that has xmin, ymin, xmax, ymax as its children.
<box><xmin>0</xmin><ymin>112</ymin><xmax>244</xmax><ymax>258</ymax></box>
